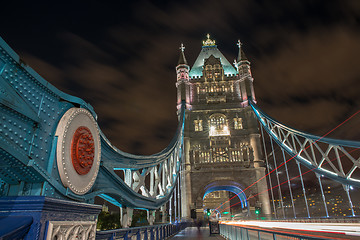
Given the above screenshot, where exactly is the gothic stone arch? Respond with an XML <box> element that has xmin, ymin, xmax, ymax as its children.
<box><xmin>191</xmin><ymin>168</ymin><xmax>264</xmax><ymax>212</ymax></box>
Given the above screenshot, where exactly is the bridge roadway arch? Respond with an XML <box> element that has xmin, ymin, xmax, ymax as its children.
<box><xmin>200</xmin><ymin>180</ymin><xmax>249</xmax><ymax>210</ymax></box>
<box><xmin>190</xmin><ymin>166</ymin><xmax>269</xmax><ymax>219</ymax></box>
<box><xmin>203</xmin><ymin>181</ymin><xmax>248</xmax><ymax>208</ymax></box>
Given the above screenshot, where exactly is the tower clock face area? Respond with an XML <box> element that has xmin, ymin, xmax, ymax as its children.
<box><xmin>209</xmin><ymin>114</ymin><xmax>229</xmax><ymax>137</ymax></box>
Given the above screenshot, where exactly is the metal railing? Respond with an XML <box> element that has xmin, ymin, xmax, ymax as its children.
<box><xmin>96</xmin><ymin>222</ymin><xmax>188</xmax><ymax>240</ymax></box>
<box><xmin>219</xmin><ymin>224</ymin><xmax>329</xmax><ymax>240</ymax></box>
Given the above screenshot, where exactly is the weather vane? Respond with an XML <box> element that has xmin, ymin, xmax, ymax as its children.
<box><xmin>180</xmin><ymin>43</ymin><xmax>185</xmax><ymax>52</ymax></box>
<box><xmin>237</xmin><ymin>39</ymin><xmax>242</xmax><ymax>48</ymax></box>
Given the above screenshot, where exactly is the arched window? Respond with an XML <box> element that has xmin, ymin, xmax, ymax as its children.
<box><xmin>234</xmin><ymin>117</ymin><xmax>243</xmax><ymax>129</ymax></box>
<box><xmin>194</xmin><ymin>119</ymin><xmax>203</xmax><ymax>131</ymax></box>
<box><xmin>205</xmin><ymin>65</ymin><xmax>213</xmax><ymax>80</ymax></box>
<box><xmin>214</xmin><ymin>64</ymin><xmax>222</xmax><ymax>80</ymax></box>
<box><xmin>209</xmin><ymin>114</ymin><xmax>230</xmax><ymax>136</ymax></box>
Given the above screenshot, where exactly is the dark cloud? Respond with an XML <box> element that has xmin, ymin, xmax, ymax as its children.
<box><xmin>1</xmin><ymin>0</ymin><xmax>360</xmax><ymax>155</ymax></box>
<box><xmin>254</xmin><ymin>27</ymin><xmax>360</xmax><ymax>138</ymax></box>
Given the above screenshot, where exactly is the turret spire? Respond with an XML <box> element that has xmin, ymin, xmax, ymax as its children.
<box><xmin>176</xmin><ymin>43</ymin><xmax>190</xmax><ymax>81</ymax></box>
<box><xmin>178</xmin><ymin>43</ymin><xmax>188</xmax><ymax>65</ymax></box>
<box><xmin>175</xmin><ymin>43</ymin><xmax>190</xmax><ymax>109</ymax></box>
<box><xmin>237</xmin><ymin>40</ymin><xmax>248</xmax><ymax>62</ymax></box>
<box><xmin>234</xmin><ymin>39</ymin><xmax>255</xmax><ymax>102</ymax></box>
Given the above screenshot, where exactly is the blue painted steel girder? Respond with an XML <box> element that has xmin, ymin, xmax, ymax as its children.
<box><xmin>0</xmin><ymin>36</ymin><xmax>185</xmax><ymax>210</ymax></box>
<box><xmin>249</xmin><ymin>100</ymin><xmax>360</xmax><ymax>188</ymax></box>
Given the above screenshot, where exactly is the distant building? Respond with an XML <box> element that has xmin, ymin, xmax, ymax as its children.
<box><xmin>203</xmin><ymin>191</ymin><xmax>231</xmax><ymax>215</ymax></box>
<box><xmin>102</xmin><ymin>203</ymin><xmax>109</xmax><ymax>213</ymax></box>
<box><xmin>278</xmin><ymin>186</ymin><xmax>357</xmax><ymax>218</ymax></box>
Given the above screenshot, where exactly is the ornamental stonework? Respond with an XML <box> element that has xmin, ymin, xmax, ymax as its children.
<box><xmin>71</xmin><ymin>126</ymin><xmax>95</xmax><ymax>175</ymax></box>
<box><xmin>55</xmin><ymin>108</ymin><xmax>101</xmax><ymax>195</ymax></box>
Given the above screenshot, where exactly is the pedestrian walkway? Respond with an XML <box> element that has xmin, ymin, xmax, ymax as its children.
<box><xmin>169</xmin><ymin>227</ymin><xmax>225</xmax><ymax>239</ymax></box>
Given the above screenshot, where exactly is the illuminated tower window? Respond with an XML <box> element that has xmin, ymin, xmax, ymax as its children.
<box><xmin>214</xmin><ymin>64</ymin><xmax>222</xmax><ymax>80</ymax></box>
<box><xmin>231</xmin><ymin>150</ymin><xmax>242</xmax><ymax>162</ymax></box>
<box><xmin>205</xmin><ymin>65</ymin><xmax>213</xmax><ymax>80</ymax></box>
<box><xmin>209</xmin><ymin>114</ymin><xmax>230</xmax><ymax>136</ymax></box>
<box><xmin>194</xmin><ymin>119</ymin><xmax>203</xmax><ymax>131</ymax></box>
<box><xmin>234</xmin><ymin>117</ymin><xmax>243</xmax><ymax>129</ymax></box>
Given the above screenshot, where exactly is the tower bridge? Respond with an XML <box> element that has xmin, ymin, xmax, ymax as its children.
<box><xmin>1</xmin><ymin>35</ymin><xmax>360</xmax><ymax>240</ymax></box>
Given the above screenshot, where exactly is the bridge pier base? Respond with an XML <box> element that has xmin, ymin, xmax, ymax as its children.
<box><xmin>160</xmin><ymin>204</ymin><xmax>167</xmax><ymax>223</ymax></box>
<box><xmin>147</xmin><ymin>210</ymin><xmax>155</xmax><ymax>225</ymax></box>
<box><xmin>0</xmin><ymin>196</ymin><xmax>101</xmax><ymax>240</ymax></box>
<box><xmin>121</xmin><ymin>207</ymin><xmax>133</xmax><ymax>228</ymax></box>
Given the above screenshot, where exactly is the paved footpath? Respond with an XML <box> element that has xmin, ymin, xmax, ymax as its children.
<box><xmin>169</xmin><ymin>227</ymin><xmax>225</xmax><ymax>240</ymax></box>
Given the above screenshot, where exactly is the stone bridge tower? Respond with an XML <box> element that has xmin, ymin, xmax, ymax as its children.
<box><xmin>176</xmin><ymin>35</ymin><xmax>271</xmax><ymax>219</ymax></box>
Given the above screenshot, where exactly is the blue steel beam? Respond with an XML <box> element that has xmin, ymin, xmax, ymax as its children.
<box><xmin>0</xmin><ymin>36</ymin><xmax>185</xmax><ymax>210</ymax></box>
<box><xmin>249</xmin><ymin>100</ymin><xmax>360</xmax><ymax>188</ymax></box>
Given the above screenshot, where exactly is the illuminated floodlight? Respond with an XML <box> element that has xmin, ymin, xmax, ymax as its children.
<box><xmin>209</xmin><ymin>125</ymin><xmax>230</xmax><ymax>136</ymax></box>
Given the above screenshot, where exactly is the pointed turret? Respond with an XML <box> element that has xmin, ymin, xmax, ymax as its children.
<box><xmin>235</xmin><ymin>40</ymin><xmax>252</xmax><ymax>77</ymax></box>
<box><xmin>178</xmin><ymin>43</ymin><xmax>188</xmax><ymax>65</ymax></box>
<box><xmin>175</xmin><ymin>43</ymin><xmax>190</xmax><ymax>109</ymax></box>
<box><xmin>234</xmin><ymin>40</ymin><xmax>256</xmax><ymax>103</ymax></box>
<box><xmin>176</xmin><ymin>43</ymin><xmax>190</xmax><ymax>82</ymax></box>
<box><xmin>236</xmin><ymin>40</ymin><xmax>249</xmax><ymax>62</ymax></box>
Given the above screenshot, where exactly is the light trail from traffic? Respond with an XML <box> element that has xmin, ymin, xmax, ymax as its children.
<box><xmin>221</xmin><ymin>220</ymin><xmax>360</xmax><ymax>238</ymax></box>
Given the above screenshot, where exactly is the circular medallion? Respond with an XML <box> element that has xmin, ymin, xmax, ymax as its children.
<box><xmin>71</xmin><ymin>126</ymin><xmax>95</xmax><ymax>175</ymax></box>
<box><xmin>55</xmin><ymin>108</ymin><xmax>101</xmax><ymax>195</ymax></box>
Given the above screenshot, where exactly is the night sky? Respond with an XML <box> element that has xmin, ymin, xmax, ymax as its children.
<box><xmin>1</xmin><ymin>0</ymin><xmax>360</xmax><ymax>156</ymax></box>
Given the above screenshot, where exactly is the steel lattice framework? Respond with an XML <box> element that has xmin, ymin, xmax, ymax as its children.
<box><xmin>94</xmin><ymin>106</ymin><xmax>185</xmax><ymax>209</ymax></box>
<box><xmin>0</xmin><ymin>36</ymin><xmax>184</xmax><ymax>210</ymax></box>
<box><xmin>250</xmin><ymin>100</ymin><xmax>360</xmax><ymax>188</ymax></box>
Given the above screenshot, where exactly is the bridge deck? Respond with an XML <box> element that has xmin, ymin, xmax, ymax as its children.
<box><xmin>169</xmin><ymin>227</ymin><xmax>225</xmax><ymax>240</ymax></box>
